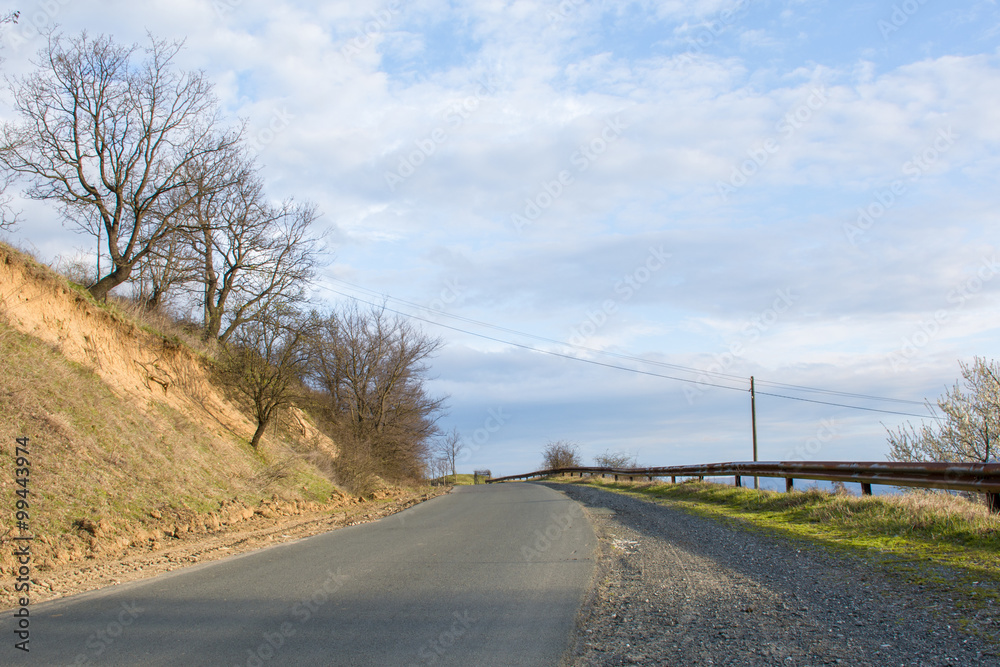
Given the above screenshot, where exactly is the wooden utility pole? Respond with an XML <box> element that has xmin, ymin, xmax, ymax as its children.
<box><xmin>751</xmin><ymin>376</ymin><xmax>759</xmax><ymax>489</ymax></box>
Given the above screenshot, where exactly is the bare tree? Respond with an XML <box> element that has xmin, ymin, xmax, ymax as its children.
<box><xmin>132</xmin><ymin>229</ymin><xmax>199</xmax><ymax>311</ymax></box>
<box><xmin>887</xmin><ymin>357</ymin><xmax>1000</xmax><ymax>464</ymax></box>
<box><xmin>430</xmin><ymin>456</ymin><xmax>451</xmax><ymax>485</ymax></box>
<box><xmin>174</xmin><ymin>152</ymin><xmax>320</xmax><ymax>342</ymax></box>
<box><xmin>221</xmin><ymin>304</ymin><xmax>312</xmax><ymax>449</ymax></box>
<box><xmin>593</xmin><ymin>450</ymin><xmax>637</xmax><ymax>469</ymax></box>
<box><xmin>0</xmin><ymin>170</ymin><xmax>18</xmax><ymax>231</ymax></box>
<box><xmin>541</xmin><ymin>440</ymin><xmax>582</xmax><ymax>469</ymax></box>
<box><xmin>127</xmin><ymin>145</ymin><xmax>238</xmax><ymax>311</ymax></box>
<box><xmin>435</xmin><ymin>428</ymin><xmax>465</xmax><ymax>482</ymax></box>
<box><xmin>0</xmin><ymin>31</ymin><xmax>239</xmax><ymax>300</ymax></box>
<box><xmin>308</xmin><ymin>303</ymin><xmax>446</xmax><ymax>479</ymax></box>
<box><xmin>0</xmin><ymin>11</ymin><xmax>20</xmax><ymax>231</ymax></box>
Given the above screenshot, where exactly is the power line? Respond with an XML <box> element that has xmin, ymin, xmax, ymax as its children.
<box><xmin>753</xmin><ymin>379</ymin><xmax>928</xmax><ymax>406</ymax></box>
<box><xmin>754</xmin><ymin>391</ymin><xmax>940</xmax><ymax>419</ymax></box>
<box><xmin>316</xmin><ymin>281</ymin><xmax>942</xmax><ymax>420</ymax></box>
<box><xmin>326</xmin><ymin>278</ymin><xmax>930</xmax><ymax>405</ymax></box>
<box><xmin>319</xmin><ymin>285</ymin><xmax>748</xmax><ymax>392</ymax></box>
<box><xmin>325</xmin><ymin>277</ymin><xmax>751</xmax><ymax>383</ymax></box>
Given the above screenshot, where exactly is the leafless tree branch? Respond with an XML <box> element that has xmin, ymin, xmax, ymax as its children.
<box><xmin>0</xmin><ymin>31</ymin><xmax>240</xmax><ymax>300</ymax></box>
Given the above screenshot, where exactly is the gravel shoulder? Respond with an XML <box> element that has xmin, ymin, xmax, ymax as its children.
<box><xmin>549</xmin><ymin>482</ymin><xmax>999</xmax><ymax>666</ymax></box>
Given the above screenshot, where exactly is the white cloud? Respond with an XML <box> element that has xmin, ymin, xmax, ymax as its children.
<box><xmin>4</xmin><ymin>0</ymin><xmax>1000</xmax><ymax>473</ymax></box>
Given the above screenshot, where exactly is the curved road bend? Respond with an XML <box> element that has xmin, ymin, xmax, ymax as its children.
<box><xmin>22</xmin><ymin>482</ymin><xmax>595</xmax><ymax>666</ymax></box>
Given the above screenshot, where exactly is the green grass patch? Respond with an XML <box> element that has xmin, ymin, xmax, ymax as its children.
<box><xmin>429</xmin><ymin>473</ymin><xmax>478</xmax><ymax>486</ymax></box>
<box><xmin>290</xmin><ymin>468</ymin><xmax>336</xmax><ymax>502</ymax></box>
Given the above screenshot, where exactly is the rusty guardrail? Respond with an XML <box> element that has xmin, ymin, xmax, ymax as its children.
<box><xmin>486</xmin><ymin>461</ymin><xmax>1000</xmax><ymax>513</ymax></box>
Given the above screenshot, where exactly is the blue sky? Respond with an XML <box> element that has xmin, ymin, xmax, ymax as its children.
<box><xmin>2</xmin><ymin>0</ymin><xmax>1000</xmax><ymax>476</ymax></box>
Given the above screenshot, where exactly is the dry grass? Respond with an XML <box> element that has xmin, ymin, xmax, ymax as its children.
<box><xmin>567</xmin><ymin>477</ymin><xmax>1000</xmax><ymax>582</ymax></box>
<box><xmin>103</xmin><ymin>295</ymin><xmax>218</xmax><ymax>360</ymax></box>
<box><xmin>0</xmin><ymin>318</ymin><xmax>307</xmax><ymax>555</ymax></box>
<box><xmin>811</xmin><ymin>487</ymin><xmax>997</xmax><ymax>541</ymax></box>
<box><xmin>0</xmin><ymin>240</ymin><xmax>346</xmax><ymax>577</ymax></box>
<box><xmin>43</xmin><ymin>247</ymin><xmax>216</xmax><ymax>359</ymax></box>
<box><xmin>0</xmin><ymin>314</ymin><xmax>339</xmax><ymax>568</ymax></box>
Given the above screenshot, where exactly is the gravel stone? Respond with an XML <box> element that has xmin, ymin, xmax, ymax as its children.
<box><xmin>550</xmin><ymin>483</ymin><xmax>999</xmax><ymax>667</ymax></box>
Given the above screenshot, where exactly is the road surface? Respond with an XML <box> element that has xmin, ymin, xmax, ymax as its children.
<box><xmin>15</xmin><ymin>483</ymin><xmax>595</xmax><ymax>666</ymax></box>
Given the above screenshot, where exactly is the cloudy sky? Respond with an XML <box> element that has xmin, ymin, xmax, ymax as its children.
<box><xmin>3</xmin><ymin>0</ymin><xmax>999</xmax><ymax>477</ymax></box>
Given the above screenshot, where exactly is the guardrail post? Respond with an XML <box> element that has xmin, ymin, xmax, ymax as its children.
<box><xmin>614</xmin><ymin>474</ymin><xmax>619</xmax><ymax>481</ymax></box>
<box><xmin>861</xmin><ymin>483</ymin><xmax>872</xmax><ymax>496</ymax></box>
<box><xmin>785</xmin><ymin>478</ymin><xmax>794</xmax><ymax>492</ymax></box>
<box><xmin>988</xmin><ymin>492</ymin><xmax>999</xmax><ymax>514</ymax></box>
<box><xmin>735</xmin><ymin>475</ymin><xmax>742</xmax><ymax>488</ymax></box>
<box><xmin>648</xmin><ymin>475</ymin><xmax>653</xmax><ymax>482</ymax></box>
<box><xmin>671</xmin><ymin>476</ymin><xmax>676</xmax><ymax>484</ymax></box>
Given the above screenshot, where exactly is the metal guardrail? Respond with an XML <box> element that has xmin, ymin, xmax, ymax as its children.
<box><xmin>487</xmin><ymin>461</ymin><xmax>1000</xmax><ymax>513</ymax></box>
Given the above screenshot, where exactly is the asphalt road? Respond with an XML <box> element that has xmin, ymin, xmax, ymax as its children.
<box><xmin>15</xmin><ymin>483</ymin><xmax>595</xmax><ymax>666</ymax></box>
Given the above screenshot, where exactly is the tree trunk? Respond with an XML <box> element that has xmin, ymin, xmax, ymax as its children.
<box><xmin>203</xmin><ymin>305</ymin><xmax>223</xmax><ymax>340</ymax></box>
<box><xmin>144</xmin><ymin>286</ymin><xmax>164</xmax><ymax>311</ymax></box>
<box><xmin>88</xmin><ymin>263</ymin><xmax>134</xmax><ymax>302</ymax></box>
<box><xmin>250</xmin><ymin>419</ymin><xmax>268</xmax><ymax>449</ymax></box>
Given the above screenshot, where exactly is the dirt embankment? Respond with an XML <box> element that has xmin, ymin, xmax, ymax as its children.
<box><xmin>0</xmin><ymin>242</ymin><xmax>293</xmax><ymax>445</ymax></box>
<box><xmin>0</xmin><ymin>242</ymin><xmax>430</xmax><ymax>607</ymax></box>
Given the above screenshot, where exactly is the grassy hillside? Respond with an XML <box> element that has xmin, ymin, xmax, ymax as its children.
<box><xmin>0</xmin><ymin>242</ymin><xmax>347</xmax><ymax>576</ymax></box>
